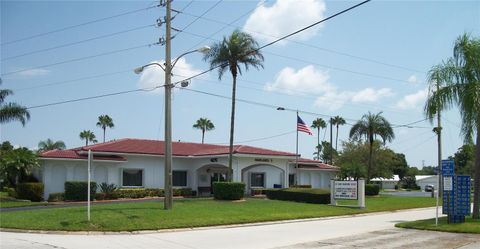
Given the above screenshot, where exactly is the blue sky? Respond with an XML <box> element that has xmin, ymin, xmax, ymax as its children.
<box><xmin>1</xmin><ymin>0</ymin><xmax>479</xmax><ymax>168</ymax></box>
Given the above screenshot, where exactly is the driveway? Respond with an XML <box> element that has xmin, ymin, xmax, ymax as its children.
<box><xmin>381</xmin><ymin>191</ymin><xmax>434</xmax><ymax>197</ymax></box>
<box><xmin>3</xmin><ymin>206</ymin><xmax>477</xmax><ymax>249</ymax></box>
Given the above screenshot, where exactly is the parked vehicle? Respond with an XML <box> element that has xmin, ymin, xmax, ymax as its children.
<box><xmin>424</xmin><ymin>184</ymin><xmax>434</xmax><ymax>192</ymax></box>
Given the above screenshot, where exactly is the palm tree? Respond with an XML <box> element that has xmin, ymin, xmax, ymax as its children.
<box><xmin>38</xmin><ymin>139</ymin><xmax>66</xmax><ymax>152</ymax></box>
<box><xmin>311</xmin><ymin>118</ymin><xmax>326</xmax><ymax>159</ymax></box>
<box><xmin>193</xmin><ymin>118</ymin><xmax>215</xmax><ymax>144</ymax></box>
<box><xmin>349</xmin><ymin>111</ymin><xmax>395</xmax><ymax>182</ymax></box>
<box><xmin>331</xmin><ymin>116</ymin><xmax>346</xmax><ymax>151</ymax></box>
<box><xmin>425</xmin><ymin>33</ymin><xmax>479</xmax><ymax>219</ymax></box>
<box><xmin>203</xmin><ymin>29</ymin><xmax>264</xmax><ymax>181</ymax></box>
<box><xmin>96</xmin><ymin>115</ymin><xmax>114</xmax><ymax>143</ymax></box>
<box><xmin>79</xmin><ymin>130</ymin><xmax>97</xmax><ymax>146</ymax></box>
<box><xmin>0</xmin><ymin>81</ymin><xmax>30</xmax><ymax>126</ymax></box>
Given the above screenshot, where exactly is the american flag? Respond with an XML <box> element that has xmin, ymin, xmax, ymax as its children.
<box><xmin>297</xmin><ymin>115</ymin><xmax>313</xmax><ymax>135</ymax></box>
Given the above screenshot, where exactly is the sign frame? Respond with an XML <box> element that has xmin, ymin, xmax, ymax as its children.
<box><xmin>333</xmin><ymin>180</ymin><xmax>359</xmax><ymax>200</ymax></box>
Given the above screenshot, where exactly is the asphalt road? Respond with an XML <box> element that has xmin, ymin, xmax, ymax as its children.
<box><xmin>2</xmin><ymin>206</ymin><xmax>478</xmax><ymax>249</ymax></box>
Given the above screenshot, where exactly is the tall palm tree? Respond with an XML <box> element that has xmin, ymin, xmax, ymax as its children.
<box><xmin>79</xmin><ymin>130</ymin><xmax>97</xmax><ymax>146</ymax></box>
<box><xmin>332</xmin><ymin>116</ymin><xmax>346</xmax><ymax>151</ymax></box>
<box><xmin>311</xmin><ymin>118</ymin><xmax>326</xmax><ymax>159</ymax></box>
<box><xmin>203</xmin><ymin>29</ymin><xmax>264</xmax><ymax>181</ymax></box>
<box><xmin>425</xmin><ymin>33</ymin><xmax>480</xmax><ymax>219</ymax></box>
<box><xmin>96</xmin><ymin>115</ymin><xmax>114</xmax><ymax>143</ymax></box>
<box><xmin>38</xmin><ymin>139</ymin><xmax>66</xmax><ymax>152</ymax></box>
<box><xmin>193</xmin><ymin>118</ymin><xmax>215</xmax><ymax>144</ymax></box>
<box><xmin>0</xmin><ymin>81</ymin><xmax>30</xmax><ymax>126</ymax></box>
<box><xmin>349</xmin><ymin>111</ymin><xmax>395</xmax><ymax>182</ymax></box>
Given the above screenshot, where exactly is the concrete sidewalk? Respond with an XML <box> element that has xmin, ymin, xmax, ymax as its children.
<box><xmin>2</xmin><ymin>206</ymin><xmax>474</xmax><ymax>249</ymax></box>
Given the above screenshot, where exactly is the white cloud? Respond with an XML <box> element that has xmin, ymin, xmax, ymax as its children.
<box><xmin>17</xmin><ymin>69</ymin><xmax>50</xmax><ymax>77</ymax></box>
<box><xmin>395</xmin><ymin>89</ymin><xmax>428</xmax><ymax>110</ymax></box>
<box><xmin>137</xmin><ymin>58</ymin><xmax>203</xmax><ymax>94</ymax></box>
<box><xmin>243</xmin><ymin>0</ymin><xmax>326</xmax><ymax>44</ymax></box>
<box><xmin>351</xmin><ymin>88</ymin><xmax>393</xmax><ymax>103</ymax></box>
<box><xmin>264</xmin><ymin>65</ymin><xmax>334</xmax><ymax>95</ymax></box>
<box><xmin>407</xmin><ymin>75</ymin><xmax>420</xmax><ymax>84</ymax></box>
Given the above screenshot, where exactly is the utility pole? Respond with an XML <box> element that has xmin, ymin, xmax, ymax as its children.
<box><xmin>436</xmin><ymin>82</ymin><xmax>442</xmax><ymax>197</ymax></box>
<box><xmin>330</xmin><ymin>117</ymin><xmax>333</xmax><ymax>165</ymax></box>
<box><xmin>164</xmin><ymin>0</ymin><xmax>173</xmax><ymax>210</ymax></box>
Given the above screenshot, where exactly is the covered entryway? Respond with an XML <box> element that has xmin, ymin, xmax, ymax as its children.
<box><xmin>241</xmin><ymin>164</ymin><xmax>285</xmax><ymax>193</ymax></box>
<box><xmin>196</xmin><ymin>164</ymin><xmax>228</xmax><ymax>196</ymax></box>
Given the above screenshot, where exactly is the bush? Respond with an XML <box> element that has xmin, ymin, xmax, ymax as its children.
<box><xmin>6</xmin><ymin>187</ymin><xmax>17</xmax><ymax>198</ymax></box>
<box><xmin>16</xmin><ymin>182</ymin><xmax>44</xmax><ymax>202</ymax></box>
<box><xmin>48</xmin><ymin>192</ymin><xmax>64</xmax><ymax>202</ymax></box>
<box><xmin>265</xmin><ymin>188</ymin><xmax>330</xmax><ymax>204</ymax></box>
<box><xmin>365</xmin><ymin>184</ymin><xmax>380</xmax><ymax>196</ymax></box>
<box><xmin>98</xmin><ymin>182</ymin><xmax>118</xmax><ymax>199</ymax></box>
<box><xmin>115</xmin><ymin>188</ymin><xmax>147</xmax><ymax>199</ymax></box>
<box><xmin>64</xmin><ymin>181</ymin><xmax>97</xmax><ymax>201</ymax></box>
<box><xmin>289</xmin><ymin>185</ymin><xmax>312</xmax><ymax>188</ymax></box>
<box><xmin>212</xmin><ymin>182</ymin><xmax>245</xmax><ymax>200</ymax></box>
<box><xmin>145</xmin><ymin>188</ymin><xmax>164</xmax><ymax>197</ymax></box>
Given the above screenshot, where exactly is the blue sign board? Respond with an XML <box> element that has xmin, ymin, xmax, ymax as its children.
<box><xmin>441</xmin><ymin>160</ymin><xmax>454</xmax><ymax>176</ymax></box>
<box><xmin>454</xmin><ymin>175</ymin><xmax>471</xmax><ymax>216</ymax></box>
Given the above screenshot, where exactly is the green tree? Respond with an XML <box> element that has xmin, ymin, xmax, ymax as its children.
<box><xmin>38</xmin><ymin>139</ymin><xmax>66</xmax><ymax>152</ymax></box>
<box><xmin>96</xmin><ymin>115</ymin><xmax>114</xmax><ymax>143</ymax></box>
<box><xmin>193</xmin><ymin>118</ymin><xmax>215</xmax><ymax>144</ymax></box>
<box><xmin>452</xmin><ymin>143</ymin><xmax>476</xmax><ymax>177</ymax></box>
<box><xmin>0</xmin><ymin>81</ymin><xmax>30</xmax><ymax>126</ymax></box>
<box><xmin>203</xmin><ymin>30</ymin><xmax>264</xmax><ymax>181</ymax></box>
<box><xmin>0</xmin><ymin>146</ymin><xmax>39</xmax><ymax>187</ymax></box>
<box><xmin>313</xmin><ymin>144</ymin><xmax>322</xmax><ymax>160</ymax></box>
<box><xmin>311</xmin><ymin>118</ymin><xmax>326</xmax><ymax>159</ymax></box>
<box><xmin>391</xmin><ymin>153</ymin><xmax>409</xmax><ymax>180</ymax></box>
<box><xmin>79</xmin><ymin>130</ymin><xmax>97</xmax><ymax>146</ymax></box>
<box><xmin>331</xmin><ymin>116</ymin><xmax>346</xmax><ymax>151</ymax></box>
<box><xmin>349</xmin><ymin>112</ymin><xmax>395</xmax><ymax>182</ymax></box>
<box><xmin>424</xmin><ymin>33</ymin><xmax>480</xmax><ymax>218</ymax></box>
<box><xmin>320</xmin><ymin>141</ymin><xmax>337</xmax><ymax>164</ymax></box>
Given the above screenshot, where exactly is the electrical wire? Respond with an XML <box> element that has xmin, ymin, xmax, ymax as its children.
<box><xmin>2</xmin><ymin>24</ymin><xmax>155</xmax><ymax>61</ymax></box>
<box><xmin>1</xmin><ymin>4</ymin><xmax>160</xmax><ymax>46</ymax></box>
<box><xmin>1</xmin><ymin>43</ymin><xmax>157</xmax><ymax>76</ymax></box>
<box><xmin>212</xmin><ymin>130</ymin><xmax>296</xmax><ymax>145</ymax></box>
<box><xmin>176</xmin><ymin>0</ymin><xmax>224</xmax><ymax>33</ymax></box>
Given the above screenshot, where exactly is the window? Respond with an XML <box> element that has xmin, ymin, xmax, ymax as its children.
<box><xmin>289</xmin><ymin>174</ymin><xmax>295</xmax><ymax>186</ymax></box>
<box><xmin>122</xmin><ymin>169</ymin><xmax>143</xmax><ymax>187</ymax></box>
<box><xmin>173</xmin><ymin>171</ymin><xmax>187</xmax><ymax>187</ymax></box>
<box><xmin>250</xmin><ymin>173</ymin><xmax>265</xmax><ymax>188</ymax></box>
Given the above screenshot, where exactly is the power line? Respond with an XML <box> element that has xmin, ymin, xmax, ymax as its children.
<box><xmin>176</xmin><ymin>0</ymin><xmax>224</xmax><ymax>33</ymax></box>
<box><xmin>1</xmin><ymin>43</ymin><xmax>157</xmax><ymax>76</ymax></box>
<box><xmin>1</xmin><ymin>4</ymin><xmax>160</xmax><ymax>46</ymax></box>
<box><xmin>179</xmin><ymin>10</ymin><xmax>425</xmax><ymax>74</ymax></box>
<box><xmin>2</xmin><ymin>24</ymin><xmax>155</xmax><ymax>61</ymax></box>
<box><xmin>212</xmin><ymin>130</ymin><xmax>296</xmax><ymax>145</ymax></box>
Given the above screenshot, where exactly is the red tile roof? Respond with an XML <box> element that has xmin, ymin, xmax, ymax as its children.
<box><xmin>41</xmin><ymin>149</ymin><xmax>126</xmax><ymax>161</ymax></box>
<box><xmin>40</xmin><ymin>138</ymin><xmax>297</xmax><ymax>159</ymax></box>
<box><xmin>291</xmin><ymin>158</ymin><xmax>339</xmax><ymax>171</ymax></box>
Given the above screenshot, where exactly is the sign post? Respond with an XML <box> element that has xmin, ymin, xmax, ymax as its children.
<box><xmin>441</xmin><ymin>160</ymin><xmax>470</xmax><ymax>224</ymax></box>
<box><xmin>87</xmin><ymin>150</ymin><xmax>92</xmax><ymax>221</ymax></box>
<box><xmin>331</xmin><ymin>179</ymin><xmax>365</xmax><ymax>208</ymax></box>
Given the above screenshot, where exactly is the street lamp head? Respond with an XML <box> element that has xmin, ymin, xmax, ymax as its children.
<box><xmin>277</xmin><ymin>107</ymin><xmax>285</xmax><ymax>111</ymax></box>
<box><xmin>197</xmin><ymin>45</ymin><xmax>211</xmax><ymax>54</ymax></box>
<box><xmin>133</xmin><ymin>66</ymin><xmax>144</xmax><ymax>74</ymax></box>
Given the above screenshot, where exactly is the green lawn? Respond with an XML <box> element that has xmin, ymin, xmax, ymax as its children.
<box><xmin>396</xmin><ymin>217</ymin><xmax>480</xmax><ymax>234</ymax></box>
<box><xmin>0</xmin><ymin>192</ymin><xmax>50</xmax><ymax>208</ymax></box>
<box><xmin>0</xmin><ymin>195</ymin><xmax>436</xmax><ymax>231</ymax></box>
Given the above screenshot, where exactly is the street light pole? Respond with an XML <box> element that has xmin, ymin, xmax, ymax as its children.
<box><xmin>164</xmin><ymin>0</ymin><xmax>173</xmax><ymax>210</ymax></box>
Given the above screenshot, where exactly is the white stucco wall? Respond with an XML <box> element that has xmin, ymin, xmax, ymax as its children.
<box><xmin>39</xmin><ymin>154</ymin><xmax>337</xmax><ymax>198</ymax></box>
<box><xmin>416</xmin><ymin>176</ymin><xmax>438</xmax><ymax>190</ymax></box>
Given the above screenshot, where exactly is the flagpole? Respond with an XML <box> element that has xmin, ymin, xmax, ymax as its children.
<box><xmin>295</xmin><ymin>110</ymin><xmax>299</xmax><ymax>186</ymax></box>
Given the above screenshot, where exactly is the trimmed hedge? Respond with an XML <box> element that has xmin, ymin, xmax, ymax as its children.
<box><xmin>212</xmin><ymin>182</ymin><xmax>245</xmax><ymax>200</ymax></box>
<box><xmin>365</xmin><ymin>184</ymin><xmax>380</xmax><ymax>196</ymax></box>
<box><xmin>6</xmin><ymin>187</ymin><xmax>17</xmax><ymax>198</ymax></box>
<box><xmin>48</xmin><ymin>192</ymin><xmax>65</xmax><ymax>202</ymax></box>
<box><xmin>64</xmin><ymin>181</ymin><xmax>97</xmax><ymax>201</ymax></box>
<box><xmin>113</xmin><ymin>188</ymin><xmax>192</xmax><ymax>199</ymax></box>
<box><xmin>265</xmin><ymin>188</ymin><xmax>330</xmax><ymax>204</ymax></box>
<box><xmin>16</xmin><ymin>182</ymin><xmax>44</xmax><ymax>202</ymax></box>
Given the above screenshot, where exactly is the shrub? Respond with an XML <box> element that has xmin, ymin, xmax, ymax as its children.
<box><xmin>115</xmin><ymin>188</ymin><xmax>147</xmax><ymax>199</ymax></box>
<box><xmin>48</xmin><ymin>192</ymin><xmax>64</xmax><ymax>202</ymax></box>
<box><xmin>265</xmin><ymin>188</ymin><xmax>330</xmax><ymax>204</ymax></box>
<box><xmin>16</xmin><ymin>182</ymin><xmax>44</xmax><ymax>202</ymax></box>
<box><xmin>64</xmin><ymin>181</ymin><xmax>97</xmax><ymax>201</ymax></box>
<box><xmin>212</xmin><ymin>182</ymin><xmax>245</xmax><ymax>200</ymax></box>
<box><xmin>145</xmin><ymin>188</ymin><xmax>164</xmax><ymax>197</ymax></box>
<box><xmin>6</xmin><ymin>187</ymin><xmax>17</xmax><ymax>198</ymax></box>
<box><xmin>365</xmin><ymin>184</ymin><xmax>380</xmax><ymax>196</ymax></box>
<box><xmin>173</xmin><ymin>188</ymin><xmax>193</xmax><ymax>197</ymax></box>
<box><xmin>98</xmin><ymin>182</ymin><xmax>118</xmax><ymax>199</ymax></box>
<box><xmin>289</xmin><ymin>185</ymin><xmax>312</xmax><ymax>188</ymax></box>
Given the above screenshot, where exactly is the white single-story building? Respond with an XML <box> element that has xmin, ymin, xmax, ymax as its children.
<box><xmin>371</xmin><ymin>175</ymin><xmax>400</xmax><ymax>189</ymax></box>
<box><xmin>37</xmin><ymin>138</ymin><xmax>338</xmax><ymax>198</ymax></box>
<box><xmin>416</xmin><ymin>175</ymin><xmax>438</xmax><ymax>190</ymax></box>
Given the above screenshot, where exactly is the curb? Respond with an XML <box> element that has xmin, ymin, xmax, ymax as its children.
<box><xmin>0</xmin><ymin>206</ymin><xmax>439</xmax><ymax>235</ymax></box>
